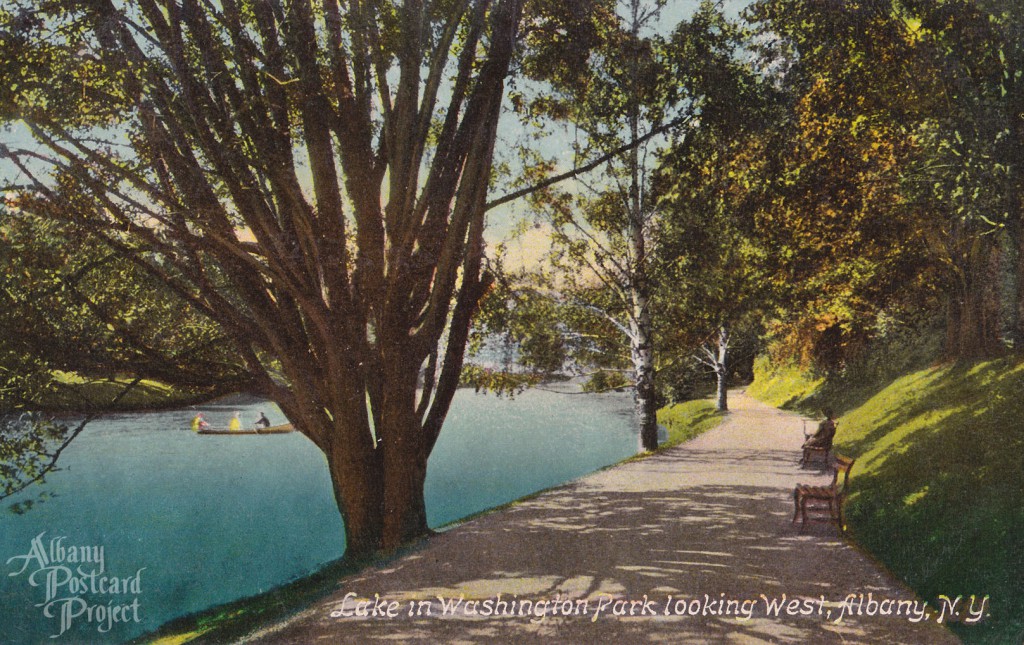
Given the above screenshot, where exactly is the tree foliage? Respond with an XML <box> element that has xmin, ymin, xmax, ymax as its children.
<box><xmin>4</xmin><ymin>0</ymin><xmax>1024</xmax><ymax>563</ymax></box>
<box><xmin>489</xmin><ymin>0</ymin><xmax>768</xmax><ymax>442</ymax></box>
<box><xmin>742</xmin><ymin>0</ymin><xmax>1024</xmax><ymax>365</ymax></box>
<box><xmin>1</xmin><ymin>0</ymin><xmax>528</xmax><ymax>556</ymax></box>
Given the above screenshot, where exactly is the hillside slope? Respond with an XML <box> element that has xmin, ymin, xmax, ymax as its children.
<box><xmin>751</xmin><ymin>357</ymin><xmax>1024</xmax><ymax>645</ymax></box>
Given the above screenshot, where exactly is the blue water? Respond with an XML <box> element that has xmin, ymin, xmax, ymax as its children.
<box><xmin>0</xmin><ymin>387</ymin><xmax>637</xmax><ymax>644</ymax></box>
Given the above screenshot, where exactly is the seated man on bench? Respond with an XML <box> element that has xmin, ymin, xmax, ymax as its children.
<box><xmin>800</xmin><ymin>408</ymin><xmax>836</xmax><ymax>465</ymax></box>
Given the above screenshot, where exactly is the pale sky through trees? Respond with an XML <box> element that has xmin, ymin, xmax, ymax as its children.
<box><xmin>0</xmin><ymin>0</ymin><xmax>750</xmax><ymax>267</ymax></box>
<box><xmin>486</xmin><ymin>0</ymin><xmax>751</xmax><ymax>240</ymax></box>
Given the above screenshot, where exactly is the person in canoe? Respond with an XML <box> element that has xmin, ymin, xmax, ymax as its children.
<box><xmin>191</xmin><ymin>413</ymin><xmax>210</xmax><ymax>432</ymax></box>
<box><xmin>254</xmin><ymin>412</ymin><xmax>271</xmax><ymax>430</ymax></box>
<box><xmin>229</xmin><ymin>412</ymin><xmax>242</xmax><ymax>432</ymax></box>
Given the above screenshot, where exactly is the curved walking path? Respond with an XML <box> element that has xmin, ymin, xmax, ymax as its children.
<box><xmin>244</xmin><ymin>392</ymin><xmax>959</xmax><ymax>644</ymax></box>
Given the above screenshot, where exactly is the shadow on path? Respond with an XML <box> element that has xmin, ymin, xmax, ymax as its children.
<box><xmin>244</xmin><ymin>393</ymin><xmax>959</xmax><ymax>644</ymax></box>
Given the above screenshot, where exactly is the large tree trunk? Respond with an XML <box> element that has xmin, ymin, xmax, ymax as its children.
<box><xmin>1005</xmin><ymin>107</ymin><xmax>1024</xmax><ymax>349</ymax></box>
<box><xmin>627</xmin><ymin>146</ymin><xmax>658</xmax><ymax>450</ymax></box>
<box><xmin>1013</xmin><ymin>222</ymin><xmax>1024</xmax><ymax>347</ymax></box>
<box><xmin>1015</xmin><ymin>227</ymin><xmax>1024</xmax><ymax>348</ymax></box>
<box><xmin>380</xmin><ymin>355</ymin><xmax>430</xmax><ymax>550</ymax></box>
<box><xmin>715</xmin><ymin>368</ymin><xmax>728</xmax><ymax>412</ymax></box>
<box><xmin>945</xmin><ymin>237</ymin><xmax>1002</xmax><ymax>359</ymax></box>
<box><xmin>326</xmin><ymin>437</ymin><xmax>384</xmax><ymax>560</ymax></box>
<box><xmin>305</xmin><ymin>359</ymin><xmax>435</xmax><ymax>556</ymax></box>
<box><xmin>699</xmin><ymin>326</ymin><xmax>729</xmax><ymax>412</ymax></box>
<box><xmin>7</xmin><ymin>0</ymin><xmax>528</xmax><ymax>565</ymax></box>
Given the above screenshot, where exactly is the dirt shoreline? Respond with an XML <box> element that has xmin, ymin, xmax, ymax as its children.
<box><xmin>233</xmin><ymin>392</ymin><xmax>960</xmax><ymax>644</ymax></box>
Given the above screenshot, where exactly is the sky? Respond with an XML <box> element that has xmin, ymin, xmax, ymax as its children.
<box><xmin>1</xmin><ymin>0</ymin><xmax>755</xmax><ymax>269</ymax></box>
<box><xmin>490</xmin><ymin>0</ymin><xmax>755</xmax><ymax>268</ymax></box>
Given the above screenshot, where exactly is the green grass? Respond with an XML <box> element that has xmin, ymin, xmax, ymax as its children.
<box><xmin>751</xmin><ymin>356</ymin><xmax>1024</xmax><ymax>644</ymax></box>
<box><xmin>129</xmin><ymin>554</ymin><xmax>388</xmax><ymax>645</ymax></box>
<box><xmin>745</xmin><ymin>354</ymin><xmax>901</xmax><ymax>418</ymax></box>
<box><xmin>35</xmin><ymin>371</ymin><xmax>212</xmax><ymax>412</ymax></box>
<box><xmin>657</xmin><ymin>398</ymin><xmax>724</xmax><ymax>448</ymax></box>
<box><xmin>744</xmin><ymin>356</ymin><xmax>824</xmax><ymax>409</ymax></box>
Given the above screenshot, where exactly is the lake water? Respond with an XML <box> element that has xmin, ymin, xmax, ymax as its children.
<box><xmin>0</xmin><ymin>387</ymin><xmax>639</xmax><ymax>644</ymax></box>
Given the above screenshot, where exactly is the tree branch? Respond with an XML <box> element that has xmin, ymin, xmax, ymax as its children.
<box><xmin>485</xmin><ymin>114</ymin><xmax>692</xmax><ymax>211</ymax></box>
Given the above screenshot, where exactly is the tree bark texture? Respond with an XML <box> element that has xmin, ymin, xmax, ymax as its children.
<box><xmin>631</xmin><ymin>290</ymin><xmax>659</xmax><ymax>452</ymax></box>
<box><xmin>626</xmin><ymin>0</ymin><xmax>658</xmax><ymax>453</ymax></box>
<box><xmin>945</xmin><ymin>235</ymin><xmax>1002</xmax><ymax>360</ymax></box>
<box><xmin>714</xmin><ymin>326</ymin><xmax>729</xmax><ymax>413</ymax></box>
<box><xmin>1013</xmin><ymin>222</ymin><xmax>1024</xmax><ymax>348</ymax></box>
<box><xmin>9</xmin><ymin>0</ymin><xmax>525</xmax><ymax>558</ymax></box>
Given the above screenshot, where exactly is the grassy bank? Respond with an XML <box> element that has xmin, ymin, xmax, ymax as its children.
<box><xmin>34</xmin><ymin>371</ymin><xmax>214</xmax><ymax>412</ymax></box>
<box><xmin>751</xmin><ymin>357</ymin><xmax>1024</xmax><ymax>644</ymax></box>
<box><xmin>132</xmin><ymin>555</ymin><xmax>382</xmax><ymax>645</ymax></box>
<box><xmin>135</xmin><ymin>396</ymin><xmax>724</xmax><ymax>644</ymax></box>
<box><xmin>657</xmin><ymin>398</ymin><xmax>722</xmax><ymax>448</ymax></box>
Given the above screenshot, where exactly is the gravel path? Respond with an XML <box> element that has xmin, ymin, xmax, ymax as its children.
<box><xmin>243</xmin><ymin>392</ymin><xmax>960</xmax><ymax>644</ymax></box>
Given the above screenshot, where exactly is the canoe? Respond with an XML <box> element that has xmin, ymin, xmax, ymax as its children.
<box><xmin>195</xmin><ymin>423</ymin><xmax>294</xmax><ymax>435</ymax></box>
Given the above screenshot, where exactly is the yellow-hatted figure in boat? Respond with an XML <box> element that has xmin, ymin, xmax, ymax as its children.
<box><xmin>229</xmin><ymin>412</ymin><xmax>242</xmax><ymax>432</ymax></box>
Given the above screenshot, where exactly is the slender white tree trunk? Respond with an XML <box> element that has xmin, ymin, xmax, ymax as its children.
<box><xmin>714</xmin><ymin>325</ymin><xmax>729</xmax><ymax>412</ymax></box>
<box><xmin>631</xmin><ymin>287</ymin><xmax>658</xmax><ymax>451</ymax></box>
<box><xmin>626</xmin><ymin>0</ymin><xmax>658</xmax><ymax>452</ymax></box>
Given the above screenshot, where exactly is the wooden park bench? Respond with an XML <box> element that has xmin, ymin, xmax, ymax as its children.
<box><xmin>799</xmin><ymin>441</ymin><xmax>831</xmax><ymax>466</ymax></box>
<box><xmin>792</xmin><ymin>455</ymin><xmax>855</xmax><ymax>531</ymax></box>
<box><xmin>799</xmin><ymin>421</ymin><xmax>834</xmax><ymax>466</ymax></box>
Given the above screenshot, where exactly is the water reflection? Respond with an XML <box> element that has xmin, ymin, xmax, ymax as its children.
<box><xmin>0</xmin><ymin>387</ymin><xmax>634</xmax><ymax>643</ymax></box>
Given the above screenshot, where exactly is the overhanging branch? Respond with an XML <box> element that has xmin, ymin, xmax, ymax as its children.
<box><xmin>484</xmin><ymin>114</ymin><xmax>693</xmax><ymax>211</ymax></box>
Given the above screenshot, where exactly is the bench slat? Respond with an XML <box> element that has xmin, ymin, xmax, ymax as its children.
<box><xmin>793</xmin><ymin>456</ymin><xmax>855</xmax><ymax>531</ymax></box>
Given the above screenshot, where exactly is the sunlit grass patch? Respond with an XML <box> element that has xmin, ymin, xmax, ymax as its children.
<box><xmin>755</xmin><ymin>355</ymin><xmax>1024</xmax><ymax>644</ymax></box>
<box><xmin>146</xmin><ymin>626</ymin><xmax>213</xmax><ymax>645</ymax></box>
<box><xmin>657</xmin><ymin>398</ymin><xmax>724</xmax><ymax>449</ymax></box>
<box><xmin>902</xmin><ymin>486</ymin><xmax>929</xmax><ymax>507</ymax></box>
<box><xmin>129</xmin><ymin>556</ymin><xmax>377</xmax><ymax>644</ymax></box>
<box><xmin>36</xmin><ymin>371</ymin><xmax>208</xmax><ymax>412</ymax></box>
<box><xmin>744</xmin><ymin>356</ymin><xmax>823</xmax><ymax>408</ymax></box>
